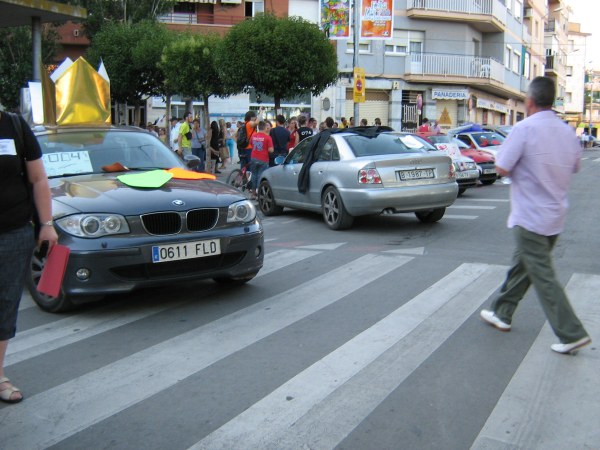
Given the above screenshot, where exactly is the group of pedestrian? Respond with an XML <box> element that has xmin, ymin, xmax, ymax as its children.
<box><xmin>168</xmin><ymin>115</ymin><xmax>235</xmax><ymax>174</ymax></box>
<box><xmin>417</xmin><ymin>118</ymin><xmax>441</xmax><ymax>133</ymax></box>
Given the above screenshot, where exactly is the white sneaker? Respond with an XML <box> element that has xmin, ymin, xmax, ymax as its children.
<box><xmin>550</xmin><ymin>336</ymin><xmax>591</xmax><ymax>354</ymax></box>
<box><xmin>480</xmin><ymin>309</ymin><xmax>511</xmax><ymax>331</ymax></box>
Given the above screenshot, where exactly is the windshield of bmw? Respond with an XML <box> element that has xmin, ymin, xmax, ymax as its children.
<box><xmin>344</xmin><ymin>133</ymin><xmax>435</xmax><ymax>157</ymax></box>
<box><xmin>36</xmin><ymin>130</ymin><xmax>183</xmax><ymax>178</ymax></box>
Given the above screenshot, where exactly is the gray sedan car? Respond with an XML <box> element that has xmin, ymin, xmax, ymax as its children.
<box><xmin>257</xmin><ymin>128</ymin><xmax>458</xmax><ymax>230</ymax></box>
<box><xmin>28</xmin><ymin>126</ymin><xmax>263</xmax><ymax>312</ymax></box>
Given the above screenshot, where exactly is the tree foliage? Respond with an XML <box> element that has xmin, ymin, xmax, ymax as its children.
<box><xmin>86</xmin><ymin>21</ymin><xmax>175</xmax><ymax>105</ymax></box>
<box><xmin>0</xmin><ymin>26</ymin><xmax>59</xmax><ymax>110</ymax></box>
<box><xmin>219</xmin><ymin>14</ymin><xmax>339</xmax><ymax>110</ymax></box>
<box><xmin>160</xmin><ymin>33</ymin><xmax>233</xmax><ymax>128</ymax></box>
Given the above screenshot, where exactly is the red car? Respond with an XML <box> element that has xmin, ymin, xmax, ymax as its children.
<box><xmin>452</xmin><ymin>138</ymin><xmax>497</xmax><ymax>185</ymax></box>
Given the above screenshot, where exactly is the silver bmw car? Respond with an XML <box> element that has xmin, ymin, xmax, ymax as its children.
<box><xmin>257</xmin><ymin>128</ymin><xmax>458</xmax><ymax>230</ymax></box>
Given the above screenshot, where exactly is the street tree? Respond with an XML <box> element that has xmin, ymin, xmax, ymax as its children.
<box><xmin>86</xmin><ymin>20</ymin><xmax>176</xmax><ymax>124</ymax></box>
<box><xmin>0</xmin><ymin>26</ymin><xmax>59</xmax><ymax>110</ymax></box>
<box><xmin>219</xmin><ymin>14</ymin><xmax>338</xmax><ymax>111</ymax></box>
<box><xmin>160</xmin><ymin>33</ymin><xmax>233</xmax><ymax>137</ymax></box>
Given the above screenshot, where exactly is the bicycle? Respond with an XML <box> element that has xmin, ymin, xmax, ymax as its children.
<box><xmin>226</xmin><ymin>160</ymin><xmax>252</xmax><ymax>196</ymax></box>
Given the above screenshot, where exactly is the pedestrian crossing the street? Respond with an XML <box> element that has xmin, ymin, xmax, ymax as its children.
<box><xmin>3</xmin><ymin>244</ymin><xmax>598</xmax><ymax>450</ymax></box>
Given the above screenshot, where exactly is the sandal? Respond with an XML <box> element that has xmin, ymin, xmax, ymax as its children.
<box><xmin>0</xmin><ymin>376</ymin><xmax>23</xmax><ymax>404</ymax></box>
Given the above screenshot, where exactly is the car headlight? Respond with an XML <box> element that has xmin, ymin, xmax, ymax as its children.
<box><xmin>227</xmin><ymin>200</ymin><xmax>257</xmax><ymax>223</ymax></box>
<box><xmin>56</xmin><ymin>214</ymin><xmax>130</xmax><ymax>238</ymax></box>
<box><xmin>465</xmin><ymin>161</ymin><xmax>477</xmax><ymax>170</ymax></box>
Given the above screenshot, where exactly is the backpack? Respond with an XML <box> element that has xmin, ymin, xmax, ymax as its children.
<box><xmin>236</xmin><ymin>123</ymin><xmax>253</xmax><ymax>151</ymax></box>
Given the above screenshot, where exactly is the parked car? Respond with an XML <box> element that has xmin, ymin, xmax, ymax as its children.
<box><xmin>482</xmin><ymin>124</ymin><xmax>512</xmax><ymax>137</ymax></box>
<box><xmin>453</xmin><ymin>130</ymin><xmax>505</xmax><ymax>158</ymax></box>
<box><xmin>416</xmin><ymin>132</ymin><xmax>478</xmax><ymax>195</ymax></box>
<box><xmin>28</xmin><ymin>126</ymin><xmax>263</xmax><ymax>312</ymax></box>
<box><xmin>452</xmin><ymin>138</ymin><xmax>498</xmax><ymax>185</ymax></box>
<box><xmin>256</xmin><ymin>128</ymin><xmax>458</xmax><ymax>230</ymax></box>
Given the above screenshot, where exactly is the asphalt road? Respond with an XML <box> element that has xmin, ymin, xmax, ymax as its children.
<box><xmin>2</xmin><ymin>149</ymin><xmax>599</xmax><ymax>450</ymax></box>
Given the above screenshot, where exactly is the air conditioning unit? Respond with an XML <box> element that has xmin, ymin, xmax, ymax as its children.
<box><xmin>392</xmin><ymin>81</ymin><xmax>400</xmax><ymax>90</ymax></box>
<box><xmin>524</xmin><ymin>8</ymin><xmax>533</xmax><ymax>18</ymax></box>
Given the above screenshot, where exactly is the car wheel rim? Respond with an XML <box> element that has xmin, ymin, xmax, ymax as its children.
<box><xmin>324</xmin><ymin>191</ymin><xmax>339</xmax><ymax>225</ymax></box>
<box><xmin>259</xmin><ymin>185</ymin><xmax>273</xmax><ymax>211</ymax></box>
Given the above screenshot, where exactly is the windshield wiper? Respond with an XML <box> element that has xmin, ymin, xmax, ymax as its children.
<box><xmin>49</xmin><ymin>172</ymin><xmax>96</xmax><ymax>178</ymax></box>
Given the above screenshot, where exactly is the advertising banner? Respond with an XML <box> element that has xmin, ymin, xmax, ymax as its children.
<box><xmin>361</xmin><ymin>0</ymin><xmax>394</xmax><ymax>39</ymax></box>
<box><xmin>353</xmin><ymin>67</ymin><xmax>366</xmax><ymax>103</ymax></box>
<box><xmin>320</xmin><ymin>0</ymin><xmax>351</xmax><ymax>39</ymax></box>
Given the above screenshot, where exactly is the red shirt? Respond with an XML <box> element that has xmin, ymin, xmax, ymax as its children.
<box><xmin>250</xmin><ymin>132</ymin><xmax>273</xmax><ymax>162</ymax></box>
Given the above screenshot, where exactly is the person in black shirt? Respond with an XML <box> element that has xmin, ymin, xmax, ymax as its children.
<box><xmin>0</xmin><ymin>111</ymin><xmax>57</xmax><ymax>404</ymax></box>
<box><xmin>297</xmin><ymin>115</ymin><xmax>313</xmax><ymax>142</ymax></box>
<box><xmin>269</xmin><ymin>115</ymin><xmax>290</xmax><ymax>166</ymax></box>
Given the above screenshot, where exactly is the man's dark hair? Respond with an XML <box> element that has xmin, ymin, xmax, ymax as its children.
<box><xmin>528</xmin><ymin>76</ymin><xmax>556</xmax><ymax>108</ymax></box>
<box><xmin>422</xmin><ymin>118</ymin><xmax>429</xmax><ymax>123</ymax></box>
<box><xmin>245</xmin><ymin>110</ymin><xmax>257</xmax><ymax>122</ymax></box>
<box><xmin>298</xmin><ymin>115</ymin><xmax>307</xmax><ymax>126</ymax></box>
<box><xmin>325</xmin><ymin>116</ymin><xmax>334</xmax><ymax>128</ymax></box>
<box><xmin>257</xmin><ymin>120</ymin><xmax>267</xmax><ymax>131</ymax></box>
<box><xmin>276</xmin><ymin>114</ymin><xmax>286</xmax><ymax>125</ymax></box>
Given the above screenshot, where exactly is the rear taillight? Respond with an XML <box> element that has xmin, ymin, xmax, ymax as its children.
<box><xmin>449</xmin><ymin>163</ymin><xmax>456</xmax><ymax>179</ymax></box>
<box><xmin>358</xmin><ymin>168</ymin><xmax>382</xmax><ymax>184</ymax></box>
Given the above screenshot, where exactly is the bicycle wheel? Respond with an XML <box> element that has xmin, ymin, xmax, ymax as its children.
<box><xmin>226</xmin><ymin>169</ymin><xmax>245</xmax><ymax>192</ymax></box>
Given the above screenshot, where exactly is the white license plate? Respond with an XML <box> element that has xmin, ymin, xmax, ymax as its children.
<box><xmin>483</xmin><ymin>168</ymin><xmax>496</xmax><ymax>174</ymax></box>
<box><xmin>456</xmin><ymin>171</ymin><xmax>475</xmax><ymax>179</ymax></box>
<box><xmin>399</xmin><ymin>169</ymin><xmax>434</xmax><ymax>180</ymax></box>
<box><xmin>152</xmin><ymin>239</ymin><xmax>221</xmax><ymax>263</ymax></box>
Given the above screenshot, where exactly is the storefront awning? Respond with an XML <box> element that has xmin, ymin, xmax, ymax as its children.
<box><xmin>187</xmin><ymin>0</ymin><xmax>216</xmax><ymax>3</ymax></box>
<box><xmin>221</xmin><ymin>0</ymin><xmax>241</xmax><ymax>3</ymax></box>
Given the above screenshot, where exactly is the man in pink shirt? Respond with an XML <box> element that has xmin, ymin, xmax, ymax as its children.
<box><xmin>480</xmin><ymin>76</ymin><xmax>591</xmax><ymax>354</ymax></box>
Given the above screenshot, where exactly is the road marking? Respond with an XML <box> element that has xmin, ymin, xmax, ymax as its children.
<box><xmin>297</xmin><ymin>243</ymin><xmax>346</xmax><ymax>251</ymax></box>
<box><xmin>9</xmin><ymin>248</ymin><xmax>321</xmax><ymax>367</ymax></box>
<box><xmin>0</xmin><ymin>253</ymin><xmax>413</xmax><ymax>450</ymax></box>
<box><xmin>458</xmin><ymin>198</ymin><xmax>509</xmax><ymax>203</ymax></box>
<box><xmin>593</xmin><ymin>158</ymin><xmax>600</xmax><ymax>162</ymax></box>
<box><xmin>471</xmin><ymin>273</ymin><xmax>600</xmax><ymax>450</ymax></box>
<box><xmin>190</xmin><ymin>263</ymin><xmax>506</xmax><ymax>450</ymax></box>
<box><xmin>383</xmin><ymin>247</ymin><xmax>425</xmax><ymax>256</ymax></box>
<box><xmin>443</xmin><ymin>214</ymin><xmax>478</xmax><ymax>220</ymax></box>
<box><xmin>448</xmin><ymin>205</ymin><xmax>496</xmax><ymax>210</ymax></box>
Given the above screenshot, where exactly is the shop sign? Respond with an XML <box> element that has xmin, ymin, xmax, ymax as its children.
<box><xmin>476</xmin><ymin>98</ymin><xmax>509</xmax><ymax>114</ymax></box>
<box><xmin>432</xmin><ymin>89</ymin><xmax>469</xmax><ymax>100</ymax></box>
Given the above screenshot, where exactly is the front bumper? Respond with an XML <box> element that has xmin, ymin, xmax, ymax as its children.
<box><xmin>59</xmin><ymin>224</ymin><xmax>264</xmax><ymax>297</ymax></box>
<box><xmin>339</xmin><ymin>182</ymin><xmax>458</xmax><ymax>216</ymax></box>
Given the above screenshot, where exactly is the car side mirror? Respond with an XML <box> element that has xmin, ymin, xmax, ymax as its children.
<box><xmin>184</xmin><ymin>154</ymin><xmax>200</xmax><ymax>169</ymax></box>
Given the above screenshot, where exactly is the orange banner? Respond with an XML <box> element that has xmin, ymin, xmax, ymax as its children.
<box><xmin>361</xmin><ymin>0</ymin><xmax>394</xmax><ymax>40</ymax></box>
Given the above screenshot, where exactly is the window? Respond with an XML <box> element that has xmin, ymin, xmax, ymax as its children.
<box><xmin>245</xmin><ymin>0</ymin><xmax>264</xmax><ymax>17</ymax></box>
<box><xmin>524</xmin><ymin>52</ymin><xmax>530</xmax><ymax>79</ymax></box>
<box><xmin>384</xmin><ymin>29</ymin><xmax>423</xmax><ymax>56</ymax></box>
<box><xmin>505</xmin><ymin>45</ymin><xmax>512</xmax><ymax>69</ymax></box>
<box><xmin>514</xmin><ymin>0</ymin><xmax>522</xmax><ymax>20</ymax></box>
<box><xmin>512</xmin><ymin>50</ymin><xmax>521</xmax><ymax>74</ymax></box>
<box><xmin>506</xmin><ymin>0</ymin><xmax>512</xmax><ymax>14</ymax></box>
<box><xmin>566</xmin><ymin>66</ymin><xmax>573</xmax><ymax>76</ymax></box>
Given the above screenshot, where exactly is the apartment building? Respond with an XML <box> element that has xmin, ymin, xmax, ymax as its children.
<box><xmin>544</xmin><ymin>0</ymin><xmax>569</xmax><ymax>114</ymax></box>
<box><xmin>564</xmin><ymin>22</ymin><xmax>590</xmax><ymax>128</ymax></box>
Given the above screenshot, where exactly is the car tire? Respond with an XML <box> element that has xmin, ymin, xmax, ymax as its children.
<box><xmin>322</xmin><ymin>186</ymin><xmax>354</xmax><ymax>230</ymax></box>
<box><xmin>26</xmin><ymin>246</ymin><xmax>75</xmax><ymax>313</ymax></box>
<box><xmin>458</xmin><ymin>187</ymin><xmax>467</xmax><ymax>196</ymax></box>
<box><xmin>415</xmin><ymin>207</ymin><xmax>446</xmax><ymax>223</ymax></box>
<box><xmin>480</xmin><ymin>179</ymin><xmax>496</xmax><ymax>185</ymax></box>
<box><xmin>258</xmin><ymin>180</ymin><xmax>284</xmax><ymax>216</ymax></box>
<box><xmin>213</xmin><ymin>272</ymin><xmax>258</xmax><ymax>286</ymax></box>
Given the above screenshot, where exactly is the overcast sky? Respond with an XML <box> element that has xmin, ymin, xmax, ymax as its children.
<box><xmin>567</xmin><ymin>0</ymin><xmax>599</xmax><ymax>67</ymax></box>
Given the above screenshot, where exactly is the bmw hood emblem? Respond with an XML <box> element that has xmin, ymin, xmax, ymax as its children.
<box><xmin>172</xmin><ymin>199</ymin><xmax>185</xmax><ymax>206</ymax></box>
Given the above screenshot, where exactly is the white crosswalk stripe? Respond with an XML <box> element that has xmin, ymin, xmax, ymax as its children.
<box><xmin>190</xmin><ymin>263</ymin><xmax>506</xmax><ymax>450</ymax></box>
<box><xmin>2</xmin><ymin>247</ymin><xmax>597</xmax><ymax>450</ymax></box>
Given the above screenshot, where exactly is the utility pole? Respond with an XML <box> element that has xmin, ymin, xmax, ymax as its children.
<box><xmin>353</xmin><ymin>0</ymin><xmax>360</xmax><ymax>125</ymax></box>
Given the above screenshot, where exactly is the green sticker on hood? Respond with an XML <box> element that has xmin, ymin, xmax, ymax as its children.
<box><xmin>117</xmin><ymin>170</ymin><xmax>173</xmax><ymax>188</ymax></box>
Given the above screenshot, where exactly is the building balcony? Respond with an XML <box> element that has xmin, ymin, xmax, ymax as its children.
<box><xmin>403</xmin><ymin>53</ymin><xmax>526</xmax><ymax>99</ymax></box>
<box><xmin>406</xmin><ymin>0</ymin><xmax>507</xmax><ymax>33</ymax></box>
<box><xmin>158</xmin><ymin>12</ymin><xmax>245</xmax><ymax>31</ymax></box>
